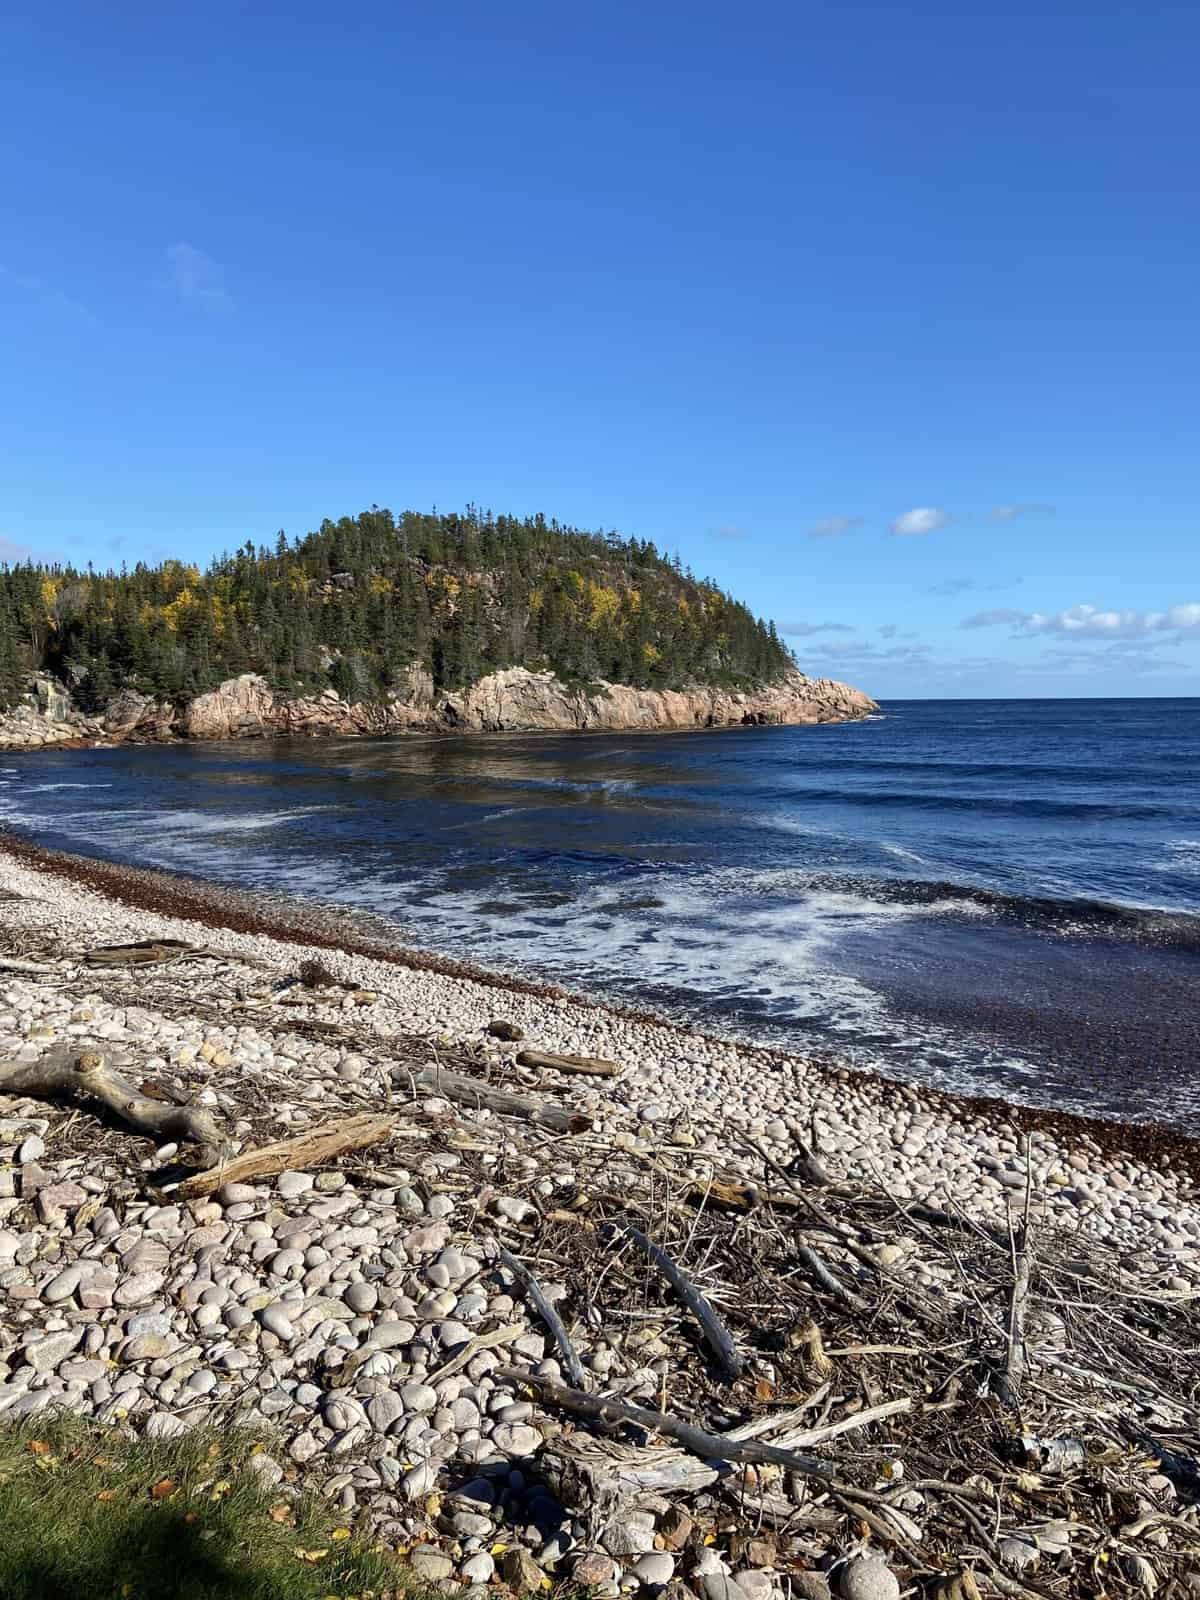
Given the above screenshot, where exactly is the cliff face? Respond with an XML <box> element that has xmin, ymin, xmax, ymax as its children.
<box><xmin>0</xmin><ymin>667</ymin><xmax>875</xmax><ymax>749</ymax></box>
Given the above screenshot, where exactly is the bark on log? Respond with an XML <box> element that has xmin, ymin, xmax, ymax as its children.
<box><xmin>407</xmin><ymin>1065</ymin><xmax>592</xmax><ymax>1133</ymax></box>
<box><xmin>611</xmin><ymin>1221</ymin><xmax>745</xmax><ymax>1381</ymax></box>
<box><xmin>0</xmin><ymin>1047</ymin><xmax>221</xmax><ymax>1147</ymax></box>
<box><xmin>175</xmin><ymin>1113</ymin><xmax>395</xmax><ymax>1198</ymax></box>
<box><xmin>497</xmin><ymin>1244</ymin><xmax>588</xmax><ymax>1389</ymax></box>
<box><xmin>516</xmin><ymin>1048</ymin><xmax>620</xmax><ymax>1078</ymax></box>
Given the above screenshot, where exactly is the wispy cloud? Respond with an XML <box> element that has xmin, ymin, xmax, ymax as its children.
<box><xmin>891</xmin><ymin>506</ymin><xmax>950</xmax><ymax>536</ymax></box>
<box><xmin>809</xmin><ymin>515</ymin><xmax>862</xmax><ymax>539</ymax></box>
<box><xmin>816</xmin><ymin>640</ymin><xmax>932</xmax><ymax>665</ymax></box>
<box><xmin>711</xmin><ymin>522</ymin><xmax>748</xmax><ymax>541</ymax></box>
<box><xmin>990</xmin><ymin>503</ymin><xmax>1055</xmax><ymax>522</ymax></box>
<box><xmin>0</xmin><ymin>265</ymin><xmax>96</xmax><ymax>324</ymax></box>
<box><xmin>929</xmin><ymin>577</ymin><xmax>975</xmax><ymax>597</ymax></box>
<box><xmin>781</xmin><ymin>620</ymin><xmax>856</xmax><ymax>637</ymax></box>
<box><xmin>167</xmin><ymin>242</ymin><xmax>235</xmax><ymax>316</ymax></box>
<box><xmin>962</xmin><ymin>601</ymin><xmax>1200</xmax><ymax>640</ymax></box>
<box><xmin>878</xmin><ymin>624</ymin><xmax>898</xmax><ymax>639</ymax></box>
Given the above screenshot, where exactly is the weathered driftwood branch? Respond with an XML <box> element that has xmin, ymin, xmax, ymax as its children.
<box><xmin>0</xmin><ymin>1047</ymin><xmax>221</xmax><ymax>1147</ymax></box>
<box><xmin>84</xmin><ymin>939</ymin><xmax>196</xmax><ymax>967</ymax></box>
<box><xmin>175</xmin><ymin>1113</ymin><xmax>394</xmax><ymax>1198</ymax></box>
<box><xmin>516</xmin><ymin>1048</ymin><xmax>620</xmax><ymax>1078</ymax></box>
<box><xmin>409</xmin><ymin>1064</ymin><xmax>592</xmax><ymax>1133</ymax></box>
<box><xmin>0</xmin><ymin>958</ymin><xmax>57</xmax><ymax>976</ymax></box>
<box><xmin>497</xmin><ymin>1244</ymin><xmax>588</xmax><ymax>1389</ymax></box>
<box><xmin>83</xmin><ymin>939</ymin><xmax>272</xmax><ymax>971</ymax></box>
<box><xmin>495</xmin><ymin>1367</ymin><xmax>837</xmax><ymax>1481</ymax></box>
<box><xmin>539</xmin><ymin>1432</ymin><xmax>721</xmax><ymax>1508</ymax></box>
<box><xmin>608</xmin><ymin>1222</ymin><xmax>745</xmax><ymax>1381</ymax></box>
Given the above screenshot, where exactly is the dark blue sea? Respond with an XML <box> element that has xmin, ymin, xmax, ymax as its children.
<box><xmin>2</xmin><ymin>698</ymin><xmax>1198</xmax><ymax>1126</ymax></box>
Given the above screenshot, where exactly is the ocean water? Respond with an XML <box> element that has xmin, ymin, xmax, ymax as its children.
<box><xmin>2</xmin><ymin>697</ymin><xmax>1198</xmax><ymax>1126</ymax></box>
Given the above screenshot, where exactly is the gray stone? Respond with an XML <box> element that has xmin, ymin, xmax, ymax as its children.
<box><xmin>400</xmin><ymin>1381</ymin><xmax>438</xmax><ymax>1413</ymax></box>
<box><xmin>491</xmin><ymin>1421</ymin><xmax>542</xmax><ymax>1456</ymax></box>
<box><xmin>839</xmin><ymin>1559</ymin><xmax>901</xmax><ymax>1600</ymax></box>
<box><xmin>602</xmin><ymin>1514</ymin><xmax>656</xmax><ymax>1557</ymax></box>
<box><xmin>41</xmin><ymin>1264</ymin><xmax>84</xmax><ymax>1304</ymax></box>
<box><xmin>368</xmin><ymin>1319</ymin><xmax>416</xmax><ymax>1349</ymax></box>
<box><xmin>410</xmin><ymin>1545</ymin><xmax>455</xmax><ymax>1581</ymax></box>
<box><xmin>701</xmin><ymin>1578</ymin><xmax>753</xmax><ymax>1600</ymax></box>
<box><xmin>114</xmin><ymin>1271</ymin><xmax>165</xmax><ymax>1307</ymax></box>
<box><xmin>633</xmin><ymin>1554</ymin><xmax>676</xmax><ymax>1587</ymax></box>
<box><xmin>259</xmin><ymin>1303</ymin><xmax>296</xmax><ymax>1342</ymax></box>
<box><xmin>344</xmin><ymin>1281</ymin><xmax>377</xmax><ymax>1314</ymax></box>
<box><xmin>402</xmin><ymin>1460</ymin><xmax>439</xmax><ymax>1499</ymax></box>
<box><xmin>25</xmin><ymin>1330</ymin><xmax>82</xmax><ymax>1372</ymax></box>
<box><xmin>366</xmin><ymin>1392</ymin><xmax>406</xmax><ymax>1433</ymax></box>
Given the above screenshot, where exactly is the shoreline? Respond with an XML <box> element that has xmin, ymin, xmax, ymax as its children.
<box><xmin>2</xmin><ymin>828</ymin><xmax>1199</xmax><ymax>1223</ymax></box>
<box><xmin>1</xmin><ymin>829</ymin><xmax>1198</xmax><ymax>1596</ymax></box>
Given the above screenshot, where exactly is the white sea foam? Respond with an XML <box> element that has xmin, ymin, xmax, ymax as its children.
<box><xmin>1163</xmin><ymin>839</ymin><xmax>1200</xmax><ymax>875</ymax></box>
<box><xmin>882</xmin><ymin>842</ymin><xmax>927</xmax><ymax>864</ymax></box>
<box><xmin>154</xmin><ymin>806</ymin><xmax>339</xmax><ymax>835</ymax></box>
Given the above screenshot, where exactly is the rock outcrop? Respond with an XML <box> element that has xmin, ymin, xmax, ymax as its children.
<box><xmin>0</xmin><ymin>667</ymin><xmax>874</xmax><ymax>749</ymax></box>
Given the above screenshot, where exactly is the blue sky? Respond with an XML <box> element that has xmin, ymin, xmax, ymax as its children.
<box><xmin>2</xmin><ymin>1</ymin><xmax>1197</xmax><ymax>698</ymax></box>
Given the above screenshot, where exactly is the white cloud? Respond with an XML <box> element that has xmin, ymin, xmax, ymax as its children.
<box><xmin>962</xmin><ymin>601</ymin><xmax>1200</xmax><ymax>639</ymax></box>
<box><xmin>781</xmin><ymin>620</ymin><xmax>856</xmax><ymax>637</ymax></box>
<box><xmin>990</xmin><ymin>503</ymin><xmax>1055</xmax><ymax>522</ymax></box>
<box><xmin>167</xmin><ymin>242</ymin><xmax>235</xmax><ymax>316</ymax></box>
<box><xmin>891</xmin><ymin>506</ymin><xmax>950</xmax><ymax>536</ymax></box>
<box><xmin>809</xmin><ymin>515</ymin><xmax>861</xmax><ymax>539</ymax></box>
<box><xmin>712</xmin><ymin>522</ymin><xmax>748</xmax><ymax>541</ymax></box>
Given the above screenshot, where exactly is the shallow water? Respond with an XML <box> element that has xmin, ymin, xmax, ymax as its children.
<box><xmin>3</xmin><ymin>697</ymin><xmax>1198</xmax><ymax>1126</ymax></box>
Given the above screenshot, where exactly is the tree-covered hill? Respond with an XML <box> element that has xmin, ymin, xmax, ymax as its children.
<box><xmin>0</xmin><ymin>507</ymin><xmax>797</xmax><ymax>710</ymax></box>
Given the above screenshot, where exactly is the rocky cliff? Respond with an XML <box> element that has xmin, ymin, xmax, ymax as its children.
<box><xmin>0</xmin><ymin>667</ymin><xmax>875</xmax><ymax>749</ymax></box>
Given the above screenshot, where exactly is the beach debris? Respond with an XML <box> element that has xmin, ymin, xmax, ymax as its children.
<box><xmin>174</xmin><ymin>1112</ymin><xmax>395</xmax><ymax>1198</ymax></box>
<box><xmin>82</xmin><ymin>937</ymin><xmax>271</xmax><ymax>970</ymax></box>
<box><xmin>2</xmin><ymin>850</ymin><xmax>1200</xmax><ymax>1600</ymax></box>
<box><xmin>298</xmin><ymin>956</ymin><xmax>338</xmax><ymax>988</ymax></box>
<box><xmin>497</xmin><ymin>1242</ymin><xmax>589</xmax><ymax>1389</ymax></box>
<box><xmin>607</xmin><ymin>1220</ymin><xmax>745</xmax><ymax>1381</ymax></box>
<box><xmin>406</xmin><ymin>1062</ymin><xmax>593</xmax><ymax>1133</ymax></box>
<box><xmin>516</xmin><ymin>1046</ymin><xmax>621</xmax><ymax>1078</ymax></box>
<box><xmin>0</xmin><ymin>1044</ymin><xmax>221</xmax><ymax>1149</ymax></box>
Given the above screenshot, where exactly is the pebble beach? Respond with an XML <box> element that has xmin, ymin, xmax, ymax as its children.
<box><xmin>0</xmin><ymin>834</ymin><xmax>1197</xmax><ymax>1596</ymax></box>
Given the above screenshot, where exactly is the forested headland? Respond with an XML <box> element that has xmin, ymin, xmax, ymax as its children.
<box><xmin>0</xmin><ymin>507</ymin><xmax>797</xmax><ymax>710</ymax></box>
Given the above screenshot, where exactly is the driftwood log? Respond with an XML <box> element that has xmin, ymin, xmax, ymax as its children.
<box><xmin>0</xmin><ymin>1047</ymin><xmax>221</xmax><ymax>1148</ymax></box>
<box><xmin>495</xmin><ymin>1367</ymin><xmax>838</xmax><ymax>1482</ymax></box>
<box><xmin>409</xmin><ymin>1065</ymin><xmax>592</xmax><ymax>1133</ymax></box>
<box><xmin>610</xmin><ymin>1221</ymin><xmax>745</xmax><ymax>1381</ymax></box>
<box><xmin>497</xmin><ymin>1244</ymin><xmax>588</xmax><ymax>1388</ymax></box>
<box><xmin>83</xmin><ymin>939</ymin><xmax>272</xmax><ymax>971</ymax></box>
<box><xmin>175</xmin><ymin>1113</ymin><xmax>395</xmax><ymax>1198</ymax></box>
<box><xmin>516</xmin><ymin>1048</ymin><xmax>620</xmax><ymax>1079</ymax></box>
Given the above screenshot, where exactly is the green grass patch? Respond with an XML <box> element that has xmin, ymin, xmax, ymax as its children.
<box><xmin>0</xmin><ymin>1415</ymin><xmax>414</xmax><ymax>1600</ymax></box>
